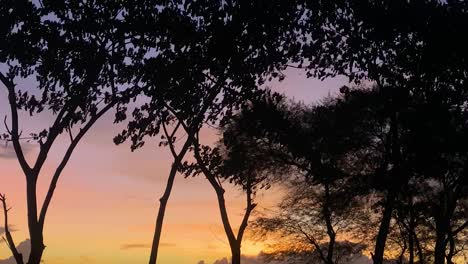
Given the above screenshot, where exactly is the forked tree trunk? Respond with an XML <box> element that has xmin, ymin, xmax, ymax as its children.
<box><xmin>193</xmin><ymin>142</ymin><xmax>256</xmax><ymax>264</ymax></box>
<box><xmin>446</xmin><ymin>233</ymin><xmax>455</xmax><ymax>264</ymax></box>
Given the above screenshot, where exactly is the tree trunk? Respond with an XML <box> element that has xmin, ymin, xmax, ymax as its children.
<box><xmin>323</xmin><ymin>181</ymin><xmax>335</xmax><ymax>264</ymax></box>
<box><xmin>27</xmin><ymin>236</ymin><xmax>45</xmax><ymax>264</ymax></box>
<box><xmin>408</xmin><ymin>200</ymin><xmax>415</xmax><ymax>264</ymax></box>
<box><xmin>434</xmin><ymin>198</ymin><xmax>450</xmax><ymax>264</ymax></box>
<box><xmin>26</xmin><ymin>179</ymin><xmax>45</xmax><ymax>264</ymax></box>
<box><xmin>231</xmin><ymin>242</ymin><xmax>241</xmax><ymax>264</ymax></box>
<box><xmin>434</xmin><ymin>227</ymin><xmax>447</xmax><ymax>264</ymax></box>
<box><xmin>408</xmin><ymin>229</ymin><xmax>414</xmax><ymax>264</ymax></box>
<box><xmin>214</xmin><ymin>188</ymin><xmax>240</xmax><ymax>264</ymax></box>
<box><xmin>148</xmin><ymin>163</ymin><xmax>178</xmax><ymax>264</ymax></box>
<box><xmin>374</xmin><ymin>111</ymin><xmax>401</xmax><ymax>264</ymax></box>
<box><xmin>373</xmin><ymin>192</ymin><xmax>396</xmax><ymax>264</ymax></box>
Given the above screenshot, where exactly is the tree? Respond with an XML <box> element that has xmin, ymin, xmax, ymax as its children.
<box><xmin>404</xmin><ymin>96</ymin><xmax>468</xmax><ymax>264</ymax></box>
<box><xmin>252</xmin><ymin>179</ymin><xmax>369</xmax><ymax>264</ymax></box>
<box><xmin>114</xmin><ymin>1</ymin><xmax>304</xmax><ymax>263</ymax></box>
<box><xmin>229</xmin><ymin>91</ymin><xmax>380</xmax><ymax>264</ymax></box>
<box><xmin>182</xmin><ymin>133</ymin><xmax>269</xmax><ymax>264</ymax></box>
<box><xmin>224</xmin><ymin>85</ymin><xmax>468</xmax><ymax>264</ymax></box>
<box><xmin>0</xmin><ymin>1</ymin><xmax>155</xmax><ymax>263</ymax></box>
<box><xmin>295</xmin><ymin>3</ymin><xmax>468</xmax><ymax>262</ymax></box>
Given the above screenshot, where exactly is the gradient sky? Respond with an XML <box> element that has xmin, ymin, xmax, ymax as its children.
<box><xmin>0</xmin><ymin>69</ymin><xmax>348</xmax><ymax>264</ymax></box>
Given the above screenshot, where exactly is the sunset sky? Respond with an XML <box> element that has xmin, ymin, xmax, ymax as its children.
<box><xmin>0</xmin><ymin>70</ymin><xmax>348</xmax><ymax>264</ymax></box>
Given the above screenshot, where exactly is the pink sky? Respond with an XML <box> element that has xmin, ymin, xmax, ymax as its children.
<box><xmin>0</xmin><ymin>69</ymin><xmax>348</xmax><ymax>263</ymax></box>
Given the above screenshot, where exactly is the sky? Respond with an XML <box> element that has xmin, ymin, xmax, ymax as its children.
<box><xmin>0</xmin><ymin>69</ymin><xmax>349</xmax><ymax>264</ymax></box>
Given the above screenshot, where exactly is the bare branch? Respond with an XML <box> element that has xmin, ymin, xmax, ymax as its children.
<box><xmin>0</xmin><ymin>194</ymin><xmax>24</xmax><ymax>264</ymax></box>
<box><xmin>67</xmin><ymin>125</ymin><xmax>74</xmax><ymax>143</ymax></box>
<box><xmin>3</xmin><ymin>116</ymin><xmax>11</xmax><ymax>135</ymax></box>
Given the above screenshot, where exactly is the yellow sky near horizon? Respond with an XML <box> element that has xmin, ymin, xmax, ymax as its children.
<box><xmin>0</xmin><ymin>69</ymin><xmax>349</xmax><ymax>264</ymax></box>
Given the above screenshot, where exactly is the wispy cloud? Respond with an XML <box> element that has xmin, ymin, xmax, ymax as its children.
<box><xmin>120</xmin><ymin>243</ymin><xmax>151</xmax><ymax>250</ymax></box>
<box><xmin>79</xmin><ymin>255</ymin><xmax>97</xmax><ymax>263</ymax></box>
<box><xmin>0</xmin><ymin>142</ymin><xmax>35</xmax><ymax>160</ymax></box>
<box><xmin>120</xmin><ymin>242</ymin><xmax>176</xmax><ymax>250</ymax></box>
<box><xmin>0</xmin><ymin>225</ymin><xmax>18</xmax><ymax>236</ymax></box>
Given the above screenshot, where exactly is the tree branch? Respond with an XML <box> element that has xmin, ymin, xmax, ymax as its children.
<box><xmin>38</xmin><ymin>101</ymin><xmax>115</xmax><ymax>228</ymax></box>
<box><xmin>0</xmin><ymin>194</ymin><xmax>24</xmax><ymax>264</ymax></box>
<box><xmin>162</xmin><ymin>119</ymin><xmax>178</xmax><ymax>159</ymax></box>
<box><xmin>297</xmin><ymin>225</ymin><xmax>327</xmax><ymax>264</ymax></box>
<box><xmin>33</xmin><ymin>104</ymin><xmax>75</xmax><ymax>175</ymax></box>
<box><xmin>192</xmin><ymin>137</ymin><xmax>238</xmax><ymax>246</ymax></box>
<box><xmin>0</xmin><ymin>72</ymin><xmax>31</xmax><ymax>175</ymax></box>
<box><xmin>451</xmin><ymin>220</ymin><xmax>468</xmax><ymax>237</ymax></box>
<box><xmin>237</xmin><ymin>176</ymin><xmax>257</xmax><ymax>244</ymax></box>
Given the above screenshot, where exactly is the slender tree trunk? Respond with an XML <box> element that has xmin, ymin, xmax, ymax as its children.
<box><xmin>327</xmin><ymin>232</ymin><xmax>336</xmax><ymax>264</ymax></box>
<box><xmin>148</xmin><ymin>125</ymin><xmax>192</xmax><ymax>264</ymax></box>
<box><xmin>434</xmin><ymin>194</ymin><xmax>451</xmax><ymax>264</ymax></box>
<box><xmin>193</xmin><ymin>143</ymin><xmax>241</xmax><ymax>264</ymax></box>
<box><xmin>323</xmin><ymin>181</ymin><xmax>335</xmax><ymax>264</ymax></box>
<box><xmin>26</xmin><ymin>180</ymin><xmax>45</xmax><ymax>264</ymax></box>
<box><xmin>214</xmin><ymin>188</ymin><xmax>239</xmax><ymax>264</ymax></box>
<box><xmin>408</xmin><ymin>227</ymin><xmax>414</xmax><ymax>264</ymax></box>
<box><xmin>148</xmin><ymin>163</ymin><xmax>178</xmax><ymax>264</ymax></box>
<box><xmin>373</xmin><ymin>192</ymin><xmax>396</xmax><ymax>264</ymax></box>
<box><xmin>374</xmin><ymin>111</ymin><xmax>401</xmax><ymax>264</ymax></box>
<box><xmin>408</xmin><ymin>199</ymin><xmax>415</xmax><ymax>264</ymax></box>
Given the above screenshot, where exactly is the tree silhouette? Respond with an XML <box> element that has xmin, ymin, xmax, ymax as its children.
<box><xmin>0</xmin><ymin>1</ymin><xmax>146</xmax><ymax>263</ymax></box>
<box><xmin>1</xmin><ymin>1</ymin><xmax>467</xmax><ymax>264</ymax></box>
<box><xmin>181</xmin><ymin>138</ymin><xmax>261</xmax><ymax>264</ymax></box>
<box><xmin>114</xmin><ymin>1</ymin><xmax>304</xmax><ymax>263</ymax></box>
<box><xmin>226</xmin><ymin>90</ymin><xmax>379</xmax><ymax>264</ymax></box>
<box><xmin>226</xmin><ymin>85</ymin><xmax>468</xmax><ymax>264</ymax></box>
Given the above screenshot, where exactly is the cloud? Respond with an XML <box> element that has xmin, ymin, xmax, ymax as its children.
<box><xmin>160</xmin><ymin>242</ymin><xmax>177</xmax><ymax>248</ymax></box>
<box><xmin>213</xmin><ymin>258</ymin><xmax>229</xmax><ymax>264</ymax></box>
<box><xmin>208</xmin><ymin>256</ymin><xmax>263</xmax><ymax>264</ymax></box>
<box><xmin>79</xmin><ymin>255</ymin><xmax>97</xmax><ymax>263</ymax></box>
<box><xmin>0</xmin><ymin>239</ymin><xmax>30</xmax><ymax>264</ymax></box>
<box><xmin>120</xmin><ymin>243</ymin><xmax>151</xmax><ymax>250</ymax></box>
<box><xmin>206</xmin><ymin>254</ymin><xmax>372</xmax><ymax>264</ymax></box>
<box><xmin>0</xmin><ymin>225</ymin><xmax>18</xmax><ymax>237</ymax></box>
<box><xmin>0</xmin><ymin>143</ymin><xmax>35</xmax><ymax>159</ymax></box>
<box><xmin>120</xmin><ymin>242</ymin><xmax>176</xmax><ymax>250</ymax></box>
